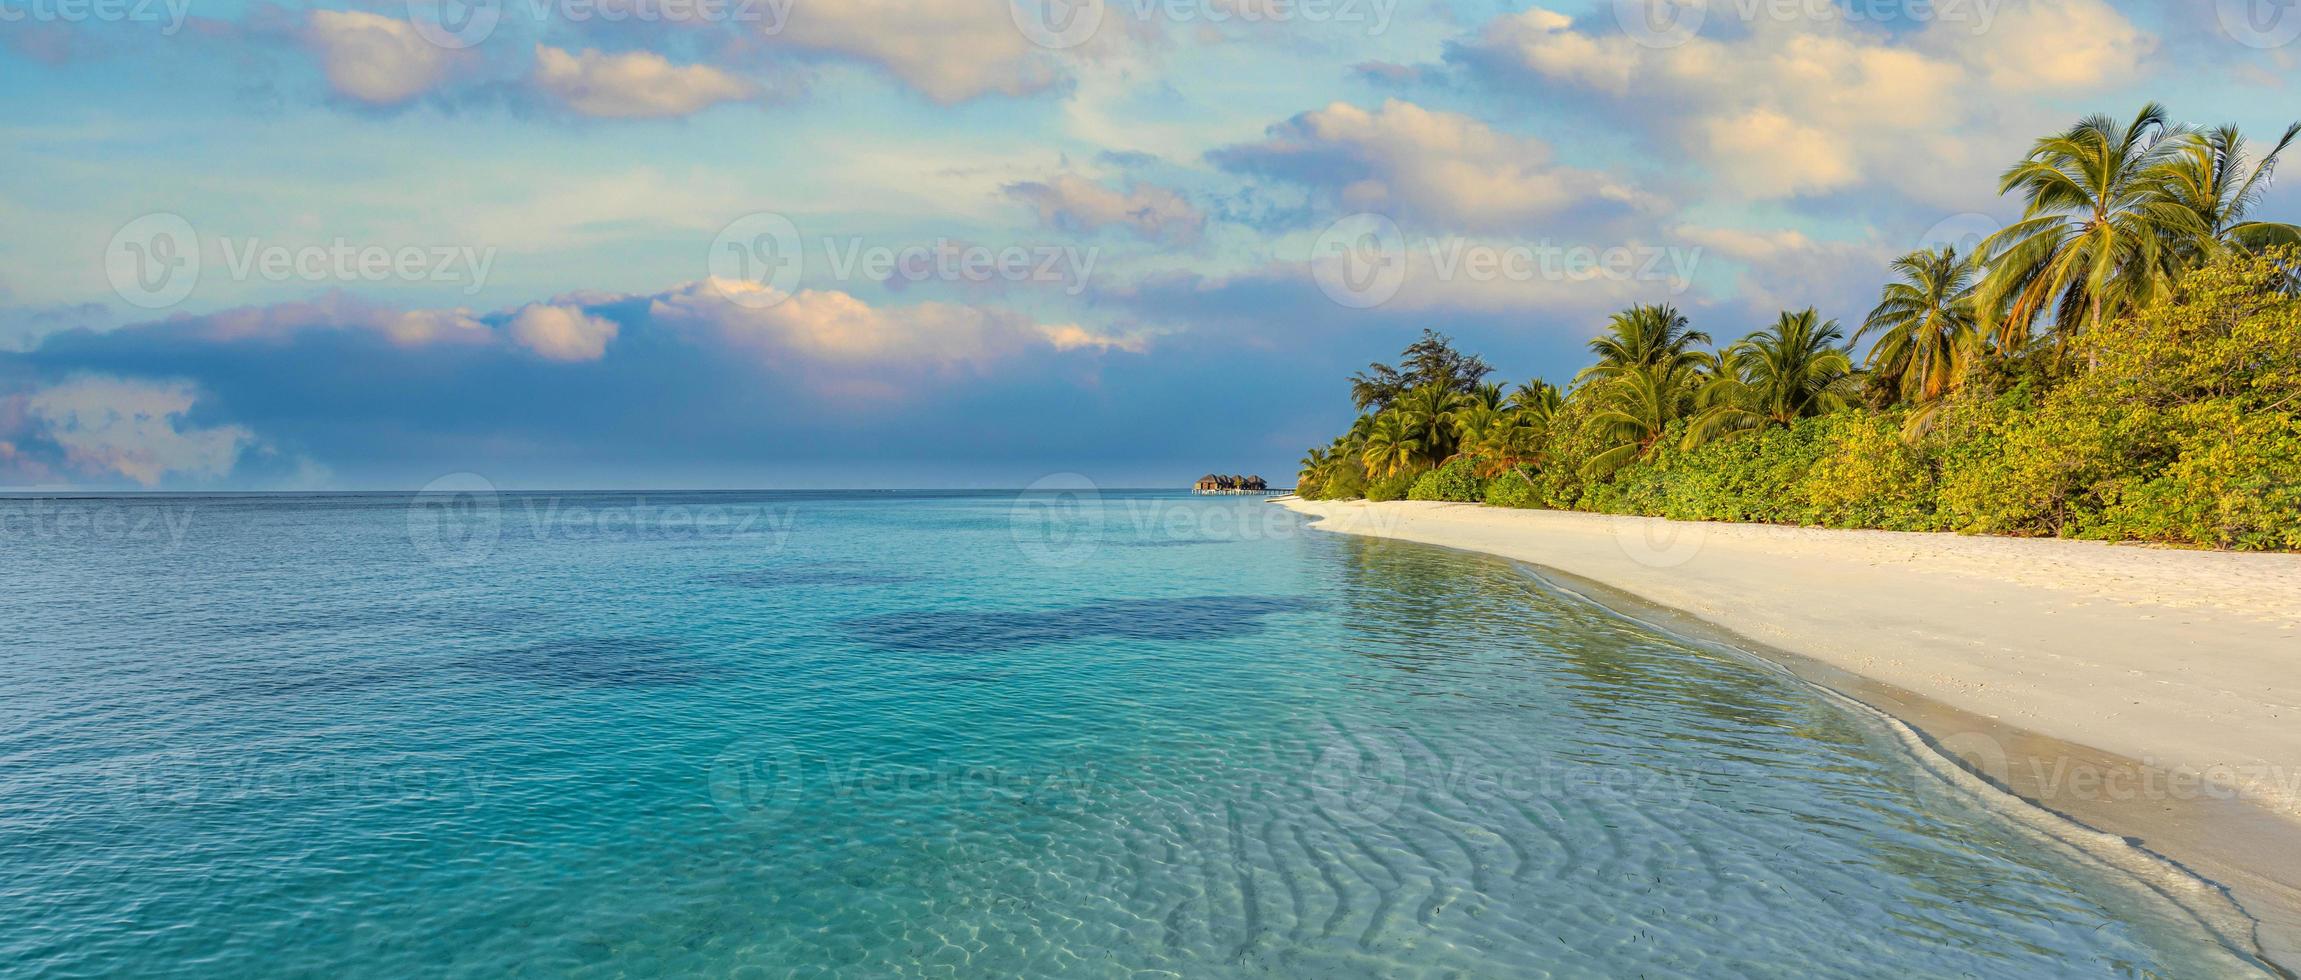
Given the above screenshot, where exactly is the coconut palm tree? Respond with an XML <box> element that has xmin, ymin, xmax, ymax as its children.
<box><xmin>1463</xmin><ymin>381</ymin><xmax>1509</xmax><ymax>413</ymax></box>
<box><xmin>1297</xmin><ymin>446</ymin><xmax>1331</xmax><ymax>488</ymax></box>
<box><xmin>1859</xmin><ymin>246</ymin><xmax>1982</xmax><ymax>406</ymax></box>
<box><xmin>1584</xmin><ymin>361</ymin><xmax>1698</xmax><ymax>476</ymax></box>
<box><xmin>1466</xmin><ymin>414</ymin><xmax>1547</xmax><ymax>478</ymax></box>
<box><xmin>2156</xmin><ymin>122</ymin><xmax>2301</xmax><ymax>261</ymax></box>
<box><xmin>1360</xmin><ymin>412</ymin><xmax>1423</xmax><ymax>478</ymax></box>
<box><xmin>1395</xmin><ymin>384</ymin><xmax>1464</xmax><ymax>464</ymax></box>
<box><xmin>1978</xmin><ymin>103</ymin><xmax>2208</xmax><ymax>353</ymax></box>
<box><xmin>1688</xmin><ymin>310</ymin><xmax>1860</xmax><ymax>447</ymax></box>
<box><xmin>1510</xmin><ymin>379</ymin><xmax>1563</xmax><ymax>420</ymax></box>
<box><xmin>1449</xmin><ymin>403</ymin><xmax>1509</xmax><ymax>452</ymax></box>
<box><xmin>1577</xmin><ymin>304</ymin><xmax>1711</xmax><ymax>387</ymax></box>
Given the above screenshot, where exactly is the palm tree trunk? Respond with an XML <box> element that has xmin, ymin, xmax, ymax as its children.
<box><xmin>2087</xmin><ymin>292</ymin><xmax>2103</xmax><ymax>370</ymax></box>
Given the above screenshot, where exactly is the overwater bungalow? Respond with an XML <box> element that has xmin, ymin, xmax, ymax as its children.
<box><xmin>1193</xmin><ymin>474</ymin><xmax>1272</xmax><ymax>494</ymax></box>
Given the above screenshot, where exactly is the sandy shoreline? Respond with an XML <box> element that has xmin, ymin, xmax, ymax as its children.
<box><xmin>1276</xmin><ymin>497</ymin><xmax>2301</xmax><ymax>969</ymax></box>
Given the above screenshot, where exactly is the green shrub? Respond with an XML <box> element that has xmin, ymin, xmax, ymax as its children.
<box><xmin>1289</xmin><ymin>251</ymin><xmax>2301</xmax><ymax>550</ymax></box>
<box><xmin>1483</xmin><ymin>470</ymin><xmax>1542</xmax><ymax>508</ymax></box>
<box><xmin>1800</xmin><ymin>411</ymin><xmax>1940</xmax><ymax>530</ymax></box>
<box><xmin>1408</xmin><ymin>458</ymin><xmax>1486</xmax><ymax>501</ymax></box>
<box><xmin>1364</xmin><ymin>468</ymin><xmax>1421</xmax><ymax>502</ymax></box>
<box><xmin>1312</xmin><ymin>465</ymin><xmax>1366</xmax><ymax>500</ymax></box>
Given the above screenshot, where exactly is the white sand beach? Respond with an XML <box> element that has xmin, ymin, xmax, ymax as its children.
<box><xmin>1279</xmin><ymin>497</ymin><xmax>2301</xmax><ymax>962</ymax></box>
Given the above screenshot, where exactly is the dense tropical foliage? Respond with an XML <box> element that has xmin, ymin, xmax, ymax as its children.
<box><xmin>1296</xmin><ymin>108</ymin><xmax>2301</xmax><ymax>551</ymax></box>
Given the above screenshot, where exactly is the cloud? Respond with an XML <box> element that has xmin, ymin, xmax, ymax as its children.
<box><xmin>304</xmin><ymin>10</ymin><xmax>457</xmax><ymax>106</ymax></box>
<box><xmin>1210</xmin><ymin>98</ymin><xmax>1658</xmax><ymax>231</ymax></box>
<box><xmin>1005</xmin><ymin>174</ymin><xmax>1205</xmax><ymax>243</ymax></box>
<box><xmin>0</xmin><ymin>279</ymin><xmax>1178</xmax><ymax>487</ymax></box>
<box><xmin>1450</xmin><ymin>2</ymin><xmax>2150</xmax><ymax>201</ymax></box>
<box><xmin>151</xmin><ymin>293</ymin><xmax>490</xmax><ymax>347</ymax></box>
<box><xmin>508</xmin><ymin>303</ymin><xmax>619</xmax><ymax>360</ymax></box>
<box><xmin>530</xmin><ymin>45</ymin><xmax>754</xmax><ymax>118</ymax></box>
<box><xmin>773</xmin><ymin>0</ymin><xmax>1076</xmax><ymax>103</ymax></box>
<box><xmin>648</xmin><ymin>279</ymin><xmax>1135</xmax><ymax>368</ymax></box>
<box><xmin>10</xmin><ymin>377</ymin><xmax>252</xmax><ymax>487</ymax></box>
<box><xmin>1950</xmin><ymin>0</ymin><xmax>2154</xmax><ymax>91</ymax></box>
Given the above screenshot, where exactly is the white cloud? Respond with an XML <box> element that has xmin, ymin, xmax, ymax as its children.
<box><xmin>508</xmin><ymin>303</ymin><xmax>619</xmax><ymax>360</ymax></box>
<box><xmin>169</xmin><ymin>293</ymin><xmax>490</xmax><ymax>347</ymax></box>
<box><xmin>1220</xmin><ymin>98</ymin><xmax>1659</xmax><ymax>230</ymax></box>
<box><xmin>21</xmin><ymin>377</ymin><xmax>252</xmax><ymax>486</ymax></box>
<box><xmin>1005</xmin><ymin>174</ymin><xmax>1205</xmax><ymax>243</ymax></box>
<box><xmin>648</xmin><ymin>279</ymin><xmax>1136</xmax><ymax>368</ymax></box>
<box><xmin>774</xmin><ymin>0</ymin><xmax>1073</xmax><ymax>104</ymax></box>
<box><xmin>530</xmin><ymin>45</ymin><xmax>754</xmax><ymax>119</ymax></box>
<box><xmin>1461</xmin><ymin>3</ymin><xmax>2150</xmax><ymax>201</ymax></box>
<box><xmin>1945</xmin><ymin>0</ymin><xmax>2153</xmax><ymax>92</ymax></box>
<box><xmin>304</xmin><ymin>11</ymin><xmax>455</xmax><ymax>106</ymax></box>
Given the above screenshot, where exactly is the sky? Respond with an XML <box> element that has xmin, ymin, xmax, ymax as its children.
<box><xmin>1</xmin><ymin>0</ymin><xmax>2296</xmax><ymax>489</ymax></box>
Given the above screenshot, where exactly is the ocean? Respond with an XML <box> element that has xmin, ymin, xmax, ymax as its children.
<box><xmin>0</xmin><ymin>488</ymin><xmax>2267</xmax><ymax>976</ymax></box>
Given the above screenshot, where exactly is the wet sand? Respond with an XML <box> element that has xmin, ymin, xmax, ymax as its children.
<box><xmin>1278</xmin><ymin>498</ymin><xmax>2301</xmax><ymax>970</ymax></box>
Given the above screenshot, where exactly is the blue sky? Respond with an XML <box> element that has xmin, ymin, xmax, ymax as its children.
<box><xmin>2</xmin><ymin>0</ymin><xmax>2296</xmax><ymax>488</ymax></box>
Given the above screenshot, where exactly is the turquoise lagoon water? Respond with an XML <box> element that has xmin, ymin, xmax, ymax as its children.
<box><xmin>0</xmin><ymin>489</ymin><xmax>2270</xmax><ymax>977</ymax></box>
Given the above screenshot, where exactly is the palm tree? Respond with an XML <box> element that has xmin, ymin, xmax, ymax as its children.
<box><xmin>1688</xmin><ymin>310</ymin><xmax>1860</xmax><ymax>447</ymax></box>
<box><xmin>1584</xmin><ymin>361</ymin><xmax>1697</xmax><ymax>476</ymax></box>
<box><xmin>1360</xmin><ymin>412</ymin><xmax>1423</xmax><ymax>478</ymax></box>
<box><xmin>1978</xmin><ymin>103</ymin><xmax>2208</xmax><ymax>353</ymax></box>
<box><xmin>1395</xmin><ymin>384</ymin><xmax>1463</xmax><ymax>464</ymax></box>
<box><xmin>1464</xmin><ymin>381</ymin><xmax>1509</xmax><ymax>412</ymax></box>
<box><xmin>1509</xmin><ymin>379</ymin><xmax>1563</xmax><ymax>420</ymax></box>
<box><xmin>1465</xmin><ymin>414</ymin><xmax>1545</xmax><ymax>478</ymax></box>
<box><xmin>2157</xmin><ymin>122</ymin><xmax>2301</xmax><ymax>261</ymax></box>
<box><xmin>1449</xmin><ymin>403</ymin><xmax>1509</xmax><ymax>452</ymax></box>
<box><xmin>1576</xmin><ymin>304</ymin><xmax>1711</xmax><ymax>387</ymax></box>
<box><xmin>1297</xmin><ymin>446</ymin><xmax>1330</xmax><ymax>489</ymax></box>
<box><xmin>1859</xmin><ymin>247</ymin><xmax>1982</xmax><ymax>406</ymax></box>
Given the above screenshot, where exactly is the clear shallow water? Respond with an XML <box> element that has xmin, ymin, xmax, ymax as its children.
<box><xmin>0</xmin><ymin>489</ymin><xmax>2269</xmax><ymax>977</ymax></box>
